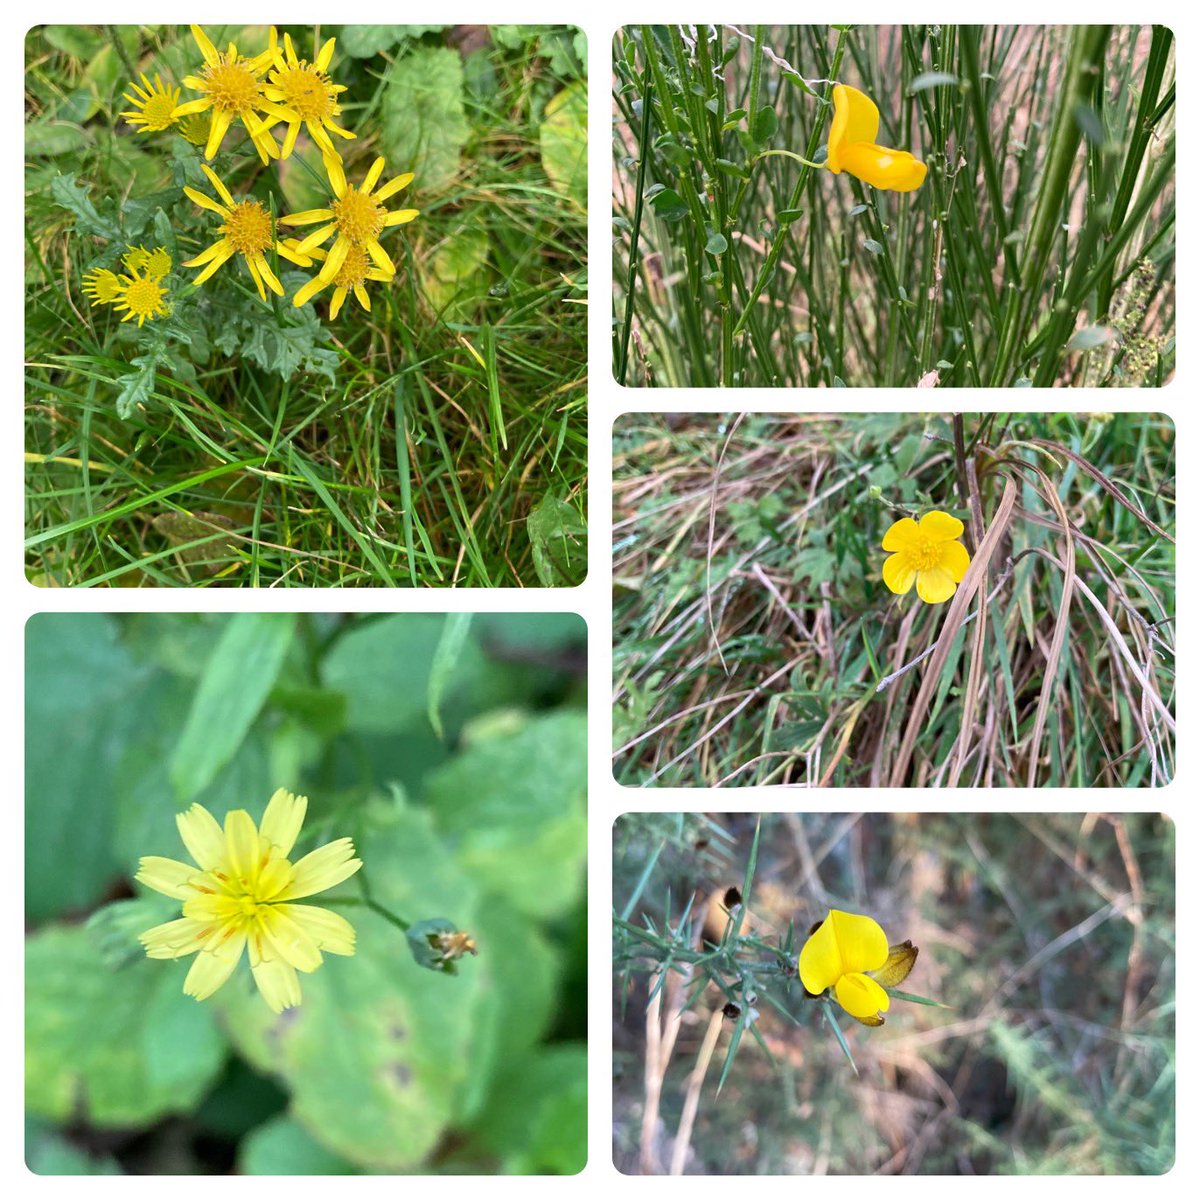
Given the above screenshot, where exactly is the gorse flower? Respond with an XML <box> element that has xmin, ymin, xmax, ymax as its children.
<box><xmin>257</xmin><ymin>29</ymin><xmax>354</xmax><ymax>161</ymax></box>
<box><xmin>172</xmin><ymin>25</ymin><xmax>279</xmax><ymax>163</ymax></box>
<box><xmin>183</xmin><ymin>164</ymin><xmax>311</xmax><ymax>301</ymax></box>
<box><xmin>799</xmin><ymin>908</ymin><xmax>918</xmax><ymax>1026</ymax></box>
<box><xmin>881</xmin><ymin>510</ymin><xmax>970</xmax><ymax>604</ymax></box>
<box><xmin>827</xmin><ymin>83</ymin><xmax>927</xmax><ymax>193</ymax></box>
<box><xmin>279</xmin><ymin>154</ymin><xmax>419</xmax><ymax>307</ymax></box>
<box><xmin>121</xmin><ymin>72</ymin><xmax>182</xmax><ymax>134</ymax></box>
<box><xmin>136</xmin><ymin>789</ymin><xmax>362</xmax><ymax>1014</ymax></box>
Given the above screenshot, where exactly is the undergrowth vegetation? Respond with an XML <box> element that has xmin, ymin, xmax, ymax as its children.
<box><xmin>613</xmin><ymin>25</ymin><xmax>1175</xmax><ymax>387</ymax></box>
<box><xmin>613</xmin><ymin>412</ymin><xmax>1175</xmax><ymax>787</ymax></box>
<box><xmin>613</xmin><ymin>812</ymin><xmax>1175</xmax><ymax>1175</ymax></box>
<box><xmin>26</xmin><ymin>25</ymin><xmax>587</xmax><ymax>586</ymax></box>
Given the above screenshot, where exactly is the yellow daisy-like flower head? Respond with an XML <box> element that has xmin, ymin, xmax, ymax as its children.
<box><xmin>827</xmin><ymin>83</ymin><xmax>927</xmax><ymax>193</ymax></box>
<box><xmin>122</xmin><ymin>245</ymin><xmax>172</xmax><ymax>281</ymax></box>
<box><xmin>799</xmin><ymin>909</ymin><xmax>917</xmax><ymax>1026</ymax></box>
<box><xmin>136</xmin><ymin>789</ymin><xmax>362</xmax><ymax>1014</ymax></box>
<box><xmin>121</xmin><ymin>72</ymin><xmax>182</xmax><ymax>133</ymax></box>
<box><xmin>285</xmin><ymin>240</ymin><xmax>391</xmax><ymax>317</ymax></box>
<box><xmin>279</xmin><ymin>154</ymin><xmax>419</xmax><ymax>308</ymax></box>
<box><xmin>111</xmin><ymin>269</ymin><xmax>170</xmax><ymax>327</ymax></box>
<box><xmin>881</xmin><ymin>510</ymin><xmax>970</xmax><ymax>604</ymax></box>
<box><xmin>182</xmin><ymin>164</ymin><xmax>311</xmax><ymax>302</ymax></box>
<box><xmin>171</xmin><ymin>25</ymin><xmax>279</xmax><ymax>163</ymax></box>
<box><xmin>81</xmin><ymin>267</ymin><xmax>123</xmax><ymax>306</ymax></box>
<box><xmin>257</xmin><ymin>29</ymin><xmax>355</xmax><ymax>161</ymax></box>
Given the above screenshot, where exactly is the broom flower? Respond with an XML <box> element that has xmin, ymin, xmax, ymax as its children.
<box><xmin>827</xmin><ymin>83</ymin><xmax>927</xmax><ymax>193</ymax></box>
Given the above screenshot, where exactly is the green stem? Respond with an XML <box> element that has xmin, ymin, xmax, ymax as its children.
<box><xmin>107</xmin><ymin>27</ymin><xmax>138</xmax><ymax>87</ymax></box>
<box><xmin>754</xmin><ymin>149</ymin><xmax>827</xmax><ymax>171</ymax></box>
<box><xmin>616</xmin><ymin>69</ymin><xmax>653</xmax><ymax>385</ymax></box>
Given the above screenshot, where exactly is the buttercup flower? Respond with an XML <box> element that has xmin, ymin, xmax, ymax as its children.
<box><xmin>881</xmin><ymin>510</ymin><xmax>970</xmax><ymax>604</ymax></box>
<box><xmin>136</xmin><ymin>790</ymin><xmax>362</xmax><ymax>1014</ymax></box>
<box><xmin>171</xmin><ymin>25</ymin><xmax>279</xmax><ymax>162</ymax></box>
<box><xmin>827</xmin><ymin>83</ymin><xmax>927</xmax><ymax>193</ymax></box>
<box><xmin>256</xmin><ymin>29</ymin><xmax>355</xmax><ymax>161</ymax></box>
<box><xmin>279</xmin><ymin>154</ymin><xmax>419</xmax><ymax>306</ymax></box>
<box><xmin>799</xmin><ymin>908</ymin><xmax>918</xmax><ymax>1026</ymax></box>
<box><xmin>111</xmin><ymin>268</ymin><xmax>170</xmax><ymax>326</ymax></box>
<box><xmin>121</xmin><ymin>72</ymin><xmax>182</xmax><ymax>134</ymax></box>
<box><xmin>81</xmin><ymin>268</ymin><xmax>122</xmax><ymax>306</ymax></box>
<box><xmin>183</xmin><ymin>164</ymin><xmax>311</xmax><ymax>301</ymax></box>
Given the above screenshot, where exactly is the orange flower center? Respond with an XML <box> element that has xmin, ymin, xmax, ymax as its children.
<box><xmin>201</xmin><ymin>55</ymin><xmax>263</xmax><ymax>115</ymax></box>
<box><xmin>332</xmin><ymin>187</ymin><xmax>385</xmax><ymax>244</ymax></box>
<box><xmin>903</xmin><ymin>534</ymin><xmax>942</xmax><ymax>572</ymax></box>
<box><xmin>333</xmin><ymin>245</ymin><xmax>372</xmax><ymax>289</ymax></box>
<box><xmin>222</xmin><ymin>199</ymin><xmax>275</xmax><ymax>255</ymax></box>
<box><xmin>273</xmin><ymin>64</ymin><xmax>336</xmax><ymax>121</ymax></box>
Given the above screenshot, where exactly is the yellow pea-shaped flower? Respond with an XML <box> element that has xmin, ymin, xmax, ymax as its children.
<box><xmin>827</xmin><ymin>83</ymin><xmax>927</xmax><ymax>193</ymax></box>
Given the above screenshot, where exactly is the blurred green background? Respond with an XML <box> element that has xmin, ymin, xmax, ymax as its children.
<box><xmin>25</xmin><ymin>611</ymin><xmax>587</xmax><ymax>1174</ymax></box>
<box><xmin>613</xmin><ymin>812</ymin><xmax>1174</xmax><ymax>1174</ymax></box>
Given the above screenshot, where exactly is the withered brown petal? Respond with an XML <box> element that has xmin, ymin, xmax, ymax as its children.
<box><xmin>870</xmin><ymin>939</ymin><xmax>919</xmax><ymax>988</ymax></box>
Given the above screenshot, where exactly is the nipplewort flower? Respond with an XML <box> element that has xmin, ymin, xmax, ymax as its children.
<box><xmin>827</xmin><ymin>83</ymin><xmax>927</xmax><ymax>193</ymax></box>
<box><xmin>136</xmin><ymin>789</ymin><xmax>362</xmax><ymax>1014</ymax></box>
<box><xmin>799</xmin><ymin>908</ymin><xmax>918</xmax><ymax>1026</ymax></box>
<box><xmin>881</xmin><ymin>510</ymin><xmax>971</xmax><ymax>604</ymax></box>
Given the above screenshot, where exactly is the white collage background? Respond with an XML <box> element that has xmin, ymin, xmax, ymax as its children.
<box><xmin>7</xmin><ymin>2</ymin><xmax>1194</xmax><ymax>1195</ymax></box>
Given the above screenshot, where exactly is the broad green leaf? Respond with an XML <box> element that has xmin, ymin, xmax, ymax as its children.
<box><xmin>25</xmin><ymin>924</ymin><xmax>225</xmax><ymax>1126</ymax></box>
<box><xmin>25</xmin><ymin>613</ymin><xmax>142</xmax><ymax>920</ymax></box>
<box><xmin>540</xmin><ymin>82</ymin><xmax>587</xmax><ymax>206</ymax></box>
<box><xmin>26</xmin><ymin>1120</ymin><xmax>121</xmax><ymax>1176</ymax></box>
<box><xmin>419</xmin><ymin>225</ymin><xmax>490</xmax><ymax>316</ymax></box>
<box><xmin>321</xmin><ymin>613</ymin><xmax>489</xmax><ymax>734</ymax></box>
<box><xmin>464</xmin><ymin>1045</ymin><xmax>587</xmax><ymax>1173</ymax></box>
<box><xmin>423</xmin><ymin>711</ymin><xmax>587</xmax><ymax>917</ymax></box>
<box><xmin>241</xmin><ymin>1115</ymin><xmax>360</xmax><ymax>1175</ymax></box>
<box><xmin>25</xmin><ymin>119</ymin><xmax>89</xmax><ymax>157</ymax></box>
<box><xmin>428</xmin><ymin>612</ymin><xmax>473</xmax><ymax>739</ymax></box>
<box><xmin>49</xmin><ymin>173</ymin><xmax>120</xmax><ymax>240</ymax></box>
<box><xmin>380</xmin><ymin>46</ymin><xmax>469</xmax><ymax>192</ymax></box>
<box><xmin>169</xmin><ymin>613</ymin><xmax>297</xmax><ymax>803</ymax></box>
<box><xmin>215</xmin><ymin>806</ymin><xmax>486</xmax><ymax>1170</ymax></box>
<box><xmin>527</xmin><ymin>493</ymin><xmax>587</xmax><ymax>587</ymax></box>
<box><xmin>338</xmin><ymin>25</ymin><xmax>449</xmax><ymax>58</ymax></box>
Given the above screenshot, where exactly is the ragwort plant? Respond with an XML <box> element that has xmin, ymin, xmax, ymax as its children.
<box><xmin>613</xmin><ymin>25</ymin><xmax>1174</xmax><ymax>387</ymax></box>
<box><xmin>26</xmin><ymin>25</ymin><xmax>588</xmax><ymax>587</ymax></box>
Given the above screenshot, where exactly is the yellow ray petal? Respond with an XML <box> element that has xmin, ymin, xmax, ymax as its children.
<box><xmin>278</xmin><ymin>837</ymin><xmax>362</xmax><ymax>899</ymax></box>
<box><xmin>136</xmin><ymin>855</ymin><xmax>202</xmax><ymax>899</ymax></box>
<box><xmin>183</xmin><ymin>929</ymin><xmax>246</xmax><ymax>1001</ymax></box>
<box><xmin>176</xmin><ymin>803</ymin><xmax>227</xmax><ymax>871</ymax></box>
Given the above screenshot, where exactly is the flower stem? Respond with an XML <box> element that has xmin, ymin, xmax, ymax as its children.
<box><xmin>754</xmin><ymin>149</ymin><xmax>827</xmax><ymax>172</ymax></box>
<box><xmin>319</xmin><ymin>871</ymin><xmax>413</xmax><ymax>932</ymax></box>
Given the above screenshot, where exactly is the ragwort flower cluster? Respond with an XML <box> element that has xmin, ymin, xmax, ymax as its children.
<box><xmin>93</xmin><ymin>24</ymin><xmax>419</xmax><ymax>323</ymax></box>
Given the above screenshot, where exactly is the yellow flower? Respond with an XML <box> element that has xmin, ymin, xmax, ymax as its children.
<box><xmin>284</xmin><ymin>240</ymin><xmax>391</xmax><ymax>317</ymax></box>
<box><xmin>881</xmin><ymin>510</ymin><xmax>970</xmax><ymax>604</ymax></box>
<box><xmin>182</xmin><ymin>164</ymin><xmax>311</xmax><ymax>301</ymax></box>
<box><xmin>171</xmin><ymin>25</ymin><xmax>279</xmax><ymax>163</ymax></box>
<box><xmin>122</xmin><ymin>245</ymin><xmax>172</xmax><ymax>281</ymax></box>
<box><xmin>256</xmin><ymin>29</ymin><xmax>355</xmax><ymax>161</ymax></box>
<box><xmin>136</xmin><ymin>790</ymin><xmax>362</xmax><ymax>1014</ymax></box>
<box><xmin>827</xmin><ymin>83</ymin><xmax>927</xmax><ymax>193</ymax></box>
<box><xmin>121</xmin><ymin>72</ymin><xmax>182</xmax><ymax>133</ymax></box>
<box><xmin>81</xmin><ymin>268</ymin><xmax>122</xmax><ymax>306</ymax></box>
<box><xmin>111</xmin><ymin>268</ymin><xmax>170</xmax><ymax>326</ymax></box>
<box><xmin>799</xmin><ymin>909</ymin><xmax>917</xmax><ymax>1026</ymax></box>
<box><xmin>278</xmin><ymin>154</ymin><xmax>419</xmax><ymax>307</ymax></box>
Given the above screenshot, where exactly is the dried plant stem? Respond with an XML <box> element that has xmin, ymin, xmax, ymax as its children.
<box><xmin>669</xmin><ymin>1006</ymin><xmax>725</xmax><ymax>1175</ymax></box>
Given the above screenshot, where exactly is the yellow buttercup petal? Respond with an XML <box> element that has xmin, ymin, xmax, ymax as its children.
<box><xmin>882</xmin><ymin>551</ymin><xmax>916</xmax><ymax>596</ymax></box>
<box><xmin>938</xmin><ymin>538</ymin><xmax>971</xmax><ymax>582</ymax></box>
<box><xmin>881</xmin><ymin>516</ymin><xmax>919</xmax><ymax>552</ymax></box>
<box><xmin>918</xmin><ymin>510</ymin><xmax>964</xmax><ymax>542</ymax></box>
<box><xmin>916</xmin><ymin>566</ymin><xmax>957</xmax><ymax>604</ymax></box>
